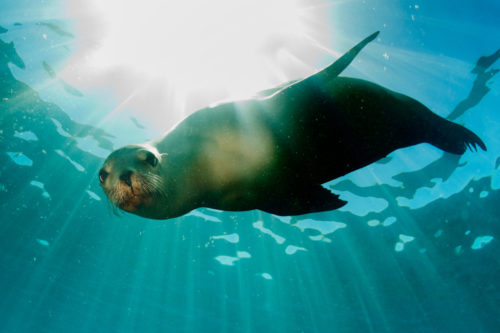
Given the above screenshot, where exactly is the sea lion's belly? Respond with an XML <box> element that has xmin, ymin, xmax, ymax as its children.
<box><xmin>204</xmin><ymin>127</ymin><xmax>275</xmax><ymax>183</ymax></box>
<box><xmin>200</xmin><ymin>118</ymin><xmax>277</xmax><ymax>209</ymax></box>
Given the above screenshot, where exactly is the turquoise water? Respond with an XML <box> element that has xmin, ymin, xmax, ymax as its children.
<box><xmin>1</xmin><ymin>0</ymin><xmax>499</xmax><ymax>332</ymax></box>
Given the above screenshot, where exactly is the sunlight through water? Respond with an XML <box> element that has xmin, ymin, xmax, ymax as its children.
<box><xmin>1</xmin><ymin>0</ymin><xmax>499</xmax><ymax>331</ymax></box>
<box><xmin>65</xmin><ymin>0</ymin><xmax>331</xmax><ymax>98</ymax></box>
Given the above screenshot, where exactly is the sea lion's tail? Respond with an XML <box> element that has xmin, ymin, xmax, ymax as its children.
<box><xmin>431</xmin><ymin>121</ymin><xmax>486</xmax><ymax>154</ymax></box>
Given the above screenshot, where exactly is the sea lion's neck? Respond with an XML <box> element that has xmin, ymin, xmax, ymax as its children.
<box><xmin>149</xmin><ymin>132</ymin><xmax>213</xmax><ymax>219</ymax></box>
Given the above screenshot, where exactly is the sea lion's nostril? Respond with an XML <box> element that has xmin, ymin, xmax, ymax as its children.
<box><xmin>120</xmin><ymin>170</ymin><xmax>133</xmax><ymax>187</ymax></box>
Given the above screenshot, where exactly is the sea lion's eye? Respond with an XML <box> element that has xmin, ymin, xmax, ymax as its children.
<box><xmin>99</xmin><ymin>169</ymin><xmax>108</xmax><ymax>184</ymax></box>
<box><xmin>145</xmin><ymin>152</ymin><xmax>158</xmax><ymax>167</ymax></box>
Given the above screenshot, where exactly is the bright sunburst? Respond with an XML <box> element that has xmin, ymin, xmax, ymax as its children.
<box><xmin>64</xmin><ymin>0</ymin><xmax>332</xmax><ymax>131</ymax></box>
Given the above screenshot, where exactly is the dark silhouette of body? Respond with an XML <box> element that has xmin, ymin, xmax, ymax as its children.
<box><xmin>100</xmin><ymin>32</ymin><xmax>486</xmax><ymax>219</ymax></box>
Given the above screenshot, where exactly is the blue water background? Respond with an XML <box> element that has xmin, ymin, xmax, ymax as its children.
<box><xmin>1</xmin><ymin>0</ymin><xmax>499</xmax><ymax>332</ymax></box>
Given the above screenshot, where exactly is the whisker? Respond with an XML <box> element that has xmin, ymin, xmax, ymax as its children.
<box><xmin>139</xmin><ymin>172</ymin><xmax>168</xmax><ymax>199</ymax></box>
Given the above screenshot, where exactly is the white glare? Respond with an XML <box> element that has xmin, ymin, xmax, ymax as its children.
<box><xmin>69</xmin><ymin>0</ymin><xmax>325</xmax><ymax>97</ymax></box>
<box><xmin>63</xmin><ymin>0</ymin><xmax>332</xmax><ymax>133</ymax></box>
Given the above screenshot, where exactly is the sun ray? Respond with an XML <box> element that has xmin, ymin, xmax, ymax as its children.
<box><xmin>65</xmin><ymin>0</ymin><xmax>333</xmax><ymax>101</ymax></box>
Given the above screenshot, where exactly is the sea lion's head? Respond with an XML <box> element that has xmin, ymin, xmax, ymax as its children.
<box><xmin>99</xmin><ymin>144</ymin><xmax>166</xmax><ymax>217</ymax></box>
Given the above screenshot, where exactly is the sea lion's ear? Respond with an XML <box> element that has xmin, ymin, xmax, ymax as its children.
<box><xmin>157</xmin><ymin>153</ymin><xmax>168</xmax><ymax>164</ymax></box>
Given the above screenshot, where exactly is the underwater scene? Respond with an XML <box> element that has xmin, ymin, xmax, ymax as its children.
<box><xmin>1</xmin><ymin>0</ymin><xmax>499</xmax><ymax>332</ymax></box>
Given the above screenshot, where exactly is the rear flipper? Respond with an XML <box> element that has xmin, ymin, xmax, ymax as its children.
<box><xmin>260</xmin><ymin>186</ymin><xmax>347</xmax><ymax>216</ymax></box>
<box><xmin>430</xmin><ymin>120</ymin><xmax>486</xmax><ymax>155</ymax></box>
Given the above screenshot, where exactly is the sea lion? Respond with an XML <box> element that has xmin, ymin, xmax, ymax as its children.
<box><xmin>99</xmin><ymin>31</ymin><xmax>486</xmax><ymax>219</ymax></box>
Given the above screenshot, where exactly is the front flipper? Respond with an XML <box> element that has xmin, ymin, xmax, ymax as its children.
<box><xmin>261</xmin><ymin>31</ymin><xmax>380</xmax><ymax>97</ymax></box>
<box><xmin>260</xmin><ymin>186</ymin><xmax>347</xmax><ymax>216</ymax></box>
<box><xmin>305</xmin><ymin>31</ymin><xmax>379</xmax><ymax>83</ymax></box>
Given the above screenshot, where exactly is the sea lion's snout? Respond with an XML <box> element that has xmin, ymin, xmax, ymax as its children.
<box><xmin>99</xmin><ymin>167</ymin><xmax>144</xmax><ymax>212</ymax></box>
<box><xmin>119</xmin><ymin>170</ymin><xmax>133</xmax><ymax>188</ymax></box>
<box><xmin>99</xmin><ymin>144</ymin><xmax>167</xmax><ymax>216</ymax></box>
